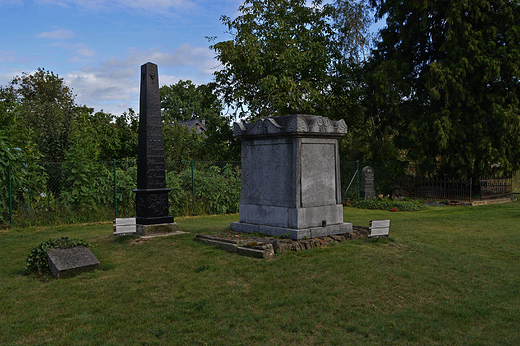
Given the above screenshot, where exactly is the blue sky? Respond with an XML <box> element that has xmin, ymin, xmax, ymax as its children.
<box><xmin>0</xmin><ymin>0</ymin><xmax>244</xmax><ymax>115</ymax></box>
<box><xmin>1</xmin><ymin>0</ymin><xmax>382</xmax><ymax>116</ymax></box>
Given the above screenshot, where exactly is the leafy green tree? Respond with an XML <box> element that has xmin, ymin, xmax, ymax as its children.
<box><xmin>73</xmin><ymin>107</ymin><xmax>139</xmax><ymax>161</ymax></box>
<box><xmin>9</xmin><ymin>68</ymin><xmax>76</xmax><ymax>163</ymax></box>
<box><xmin>161</xmin><ymin>80</ymin><xmax>239</xmax><ymax>161</ymax></box>
<box><xmin>367</xmin><ymin>0</ymin><xmax>520</xmax><ymax>178</ymax></box>
<box><xmin>112</xmin><ymin>109</ymin><xmax>139</xmax><ymax>160</ymax></box>
<box><xmin>61</xmin><ymin>108</ymin><xmax>111</xmax><ymax>211</ymax></box>
<box><xmin>334</xmin><ymin>0</ymin><xmax>376</xmax><ymax>64</ymax></box>
<box><xmin>211</xmin><ymin>0</ymin><xmax>350</xmax><ymax>120</ymax></box>
<box><xmin>162</xmin><ymin>123</ymin><xmax>204</xmax><ymax>162</ymax></box>
<box><xmin>0</xmin><ymin>88</ymin><xmax>45</xmax><ymax>223</ymax></box>
<box><xmin>161</xmin><ymin>80</ymin><xmax>222</xmax><ymax>123</ymax></box>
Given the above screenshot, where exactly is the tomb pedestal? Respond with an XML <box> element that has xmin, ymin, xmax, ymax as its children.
<box><xmin>230</xmin><ymin>114</ymin><xmax>352</xmax><ymax>240</ymax></box>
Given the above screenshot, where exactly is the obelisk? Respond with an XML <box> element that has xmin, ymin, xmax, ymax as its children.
<box><xmin>133</xmin><ymin>62</ymin><xmax>177</xmax><ymax>235</ymax></box>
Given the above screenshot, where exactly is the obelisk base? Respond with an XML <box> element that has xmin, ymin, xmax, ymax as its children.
<box><xmin>136</xmin><ymin>222</ymin><xmax>178</xmax><ymax>236</ymax></box>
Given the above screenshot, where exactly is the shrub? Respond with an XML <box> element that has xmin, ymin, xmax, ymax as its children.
<box><xmin>25</xmin><ymin>236</ymin><xmax>91</xmax><ymax>275</ymax></box>
<box><xmin>353</xmin><ymin>198</ymin><xmax>429</xmax><ymax>212</ymax></box>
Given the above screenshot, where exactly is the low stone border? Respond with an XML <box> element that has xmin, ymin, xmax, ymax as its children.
<box><xmin>466</xmin><ymin>197</ymin><xmax>513</xmax><ymax>206</ymax></box>
<box><xmin>193</xmin><ymin>226</ymin><xmax>370</xmax><ymax>259</ymax></box>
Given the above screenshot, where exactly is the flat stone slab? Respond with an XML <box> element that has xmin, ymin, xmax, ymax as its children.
<box><xmin>194</xmin><ymin>225</ymin><xmax>370</xmax><ymax>258</ymax></box>
<box><xmin>230</xmin><ymin>222</ymin><xmax>353</xmax><ymax>240</ymax></box>
<box><xmin>193</xmin><ymin>235</ymin><xmax>275</xmax><ymax>259</ymax></box>
<box><xmin>47</xmin><ymin>246</ymin><xmax>100</xmax><ymax>279</ymax></box>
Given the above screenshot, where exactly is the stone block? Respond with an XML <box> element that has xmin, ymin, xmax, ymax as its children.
<box><xmin>136</xmin><ymin>222</ymin><xmax>178</xmax><ymax>236</ymax></box>
<box><xmin>361</xmin><ymin>166</ymin><xmax>375</xmax><ymax>199</ymax></box>
<box><xmin>232</xmin><ymin>114</ymin><xmax>351</xmax><ymax>239</ymax></box>
<box><xmin>47</xmin><ymin>246</ymin><xmax>100</xmax><ymax>279</ymax></box>
<box><xmin>237</xmin><ymin>244</ymin><xmax>274</xmax><ymax>259</ymax></box>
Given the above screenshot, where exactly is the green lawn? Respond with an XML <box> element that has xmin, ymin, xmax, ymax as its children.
<box><xmin>1</xmin><ymin>203</ymin><xmax>519</xmax><ymax>345</ymax></box>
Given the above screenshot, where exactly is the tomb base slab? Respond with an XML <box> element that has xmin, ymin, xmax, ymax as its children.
<box><xmin>136</xmin><ymin>222</ymin><xmax>178</xmax><ymax>236</ymax></box>
<box><xmin>230</xmin><ymin>222</ymin><xmax>352</xmax><ymax>240</ymax></box>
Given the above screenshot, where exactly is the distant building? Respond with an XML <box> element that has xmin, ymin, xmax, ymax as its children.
<box><xmin>178</xmin><ymin>119</ymin><xmax>207</xmax><ymax>134</ymax></box>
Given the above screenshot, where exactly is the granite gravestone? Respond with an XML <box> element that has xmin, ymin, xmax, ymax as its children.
<box><xmin>133</xmin><ymin>62</ymin><xmax>177</xmax><ymax>236</ymax></box>
<box><xmin>361</xmin><ymin>166</ymin><xmax>375</xmax><ymax>199</ymax></box>
<box><xmin>47</xmin><ymin>246</ymin><xmax>100</xmax><ymax>279</ymax></box>
<box><xmin>230</xmin><ymin>114</ymin><xmax>353</xmax><ymax>240</ymax></box>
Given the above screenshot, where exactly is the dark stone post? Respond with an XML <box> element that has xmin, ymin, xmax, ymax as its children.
<box><xmin>133</xmin><ymin>62</ymin><xmax>176</xmax><ymax>235</ymax></box>
<box><xmin>361</xmin><ymin>166</ymin><xmax>375</xmax><ymax>199</ymax></box>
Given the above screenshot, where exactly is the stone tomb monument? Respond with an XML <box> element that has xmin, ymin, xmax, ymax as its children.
<box><xmin>133</xmin><ymin>62</ymin><xmax>177</xmax><ymax>236</ymax></box>
<box><xmin>361</xmin><ymin>166</ymin><xmax>375</xmax><ymax>199</ymax></box>
<box><xmin>230</xmin><ymin>114</ymin><xmax>353</xmax><ymax>240</ymax></box>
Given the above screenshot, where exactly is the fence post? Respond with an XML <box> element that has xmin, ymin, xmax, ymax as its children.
<box><xmin>113</xmin><ymin>159</ymin><xmax>118</xmax><ymax>219</ymax></box>
<box><xmin>470</xmin><ymin>177</ymin><xmax>473</xmax><ymax>202</ymax></box>
<box><xmin>356</xmin><ymin>160</ymin><xmax>360</xmax><ymax>200</ymax></box>
<box><xmin>8</xmin><ymin>162</ymin><xmax>12</xmax><ymax>228</ymax></box>
<box><xmin>191</xmin><ymin>159</ymin><xmax>195</xmax><ymax>216</ymax></box>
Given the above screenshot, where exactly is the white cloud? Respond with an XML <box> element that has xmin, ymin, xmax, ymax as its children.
<box><xmin>36</xmin><ymin>0</ymin><xmax>196</xmax><ymax>14</ymax></box>
<box><xmin>72</xmin><ymin>44</ymin><xmax>96</xmax><ymax>57</ymax></box>
<box><xmin>0</xmin><ymin>50</ymin><xmax>17</xmax><ymax>63</ymax></box>
<box><xmin>64</xmin><ymin>43</ymin><xmax>217</xmax><ymax>115</ymax></box>
<box><xmin>36</xmin><ymin>29</ymin><xmax>75</xmax><ymax>39</ymax></box>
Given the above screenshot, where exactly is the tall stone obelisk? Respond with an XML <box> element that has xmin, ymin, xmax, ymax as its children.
<box><xmin>133</xmin><ymin>62</ymin><xmax>176</xmax><ymax>235</ymax></box>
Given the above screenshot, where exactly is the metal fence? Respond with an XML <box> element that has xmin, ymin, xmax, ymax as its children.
<box><xmin>340</xmin><ymin>161</ymin><xmax>408</xmax><ymax>201</ymax></box>
<box><xmin>480</xmin><ymin>176</ymin><xmax>513</xmax><ymax>199</ymax></box>
<box><xmin>2</xmin><ymin>160</ymin><xmax>241</xmax><ymax>228</ymax></box>
<box><xmin>1</xmin><ymin>159</ymin><xmax>515</xmax><ymax>228</ymax></box>
<box><xmin>394</xmin><ymin>177</ymin><xmax>473</xmax><ymax>201</ymax></box>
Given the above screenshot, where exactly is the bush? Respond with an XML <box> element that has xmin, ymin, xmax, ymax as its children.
<box><xmin>352</xmin><ymin>198</ymin><xmax>429</xmax><ymax>212</ymax></box>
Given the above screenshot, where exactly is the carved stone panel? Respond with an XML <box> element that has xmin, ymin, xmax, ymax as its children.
<box><xmin>361</xmin><ymin>166</ymin><xmax>376</xmax><ymax>199</ymax></box>
<box><xmin>300</xmin><ymin>140</ymin><xmax>337</xmax><ymax>208</ymax></box>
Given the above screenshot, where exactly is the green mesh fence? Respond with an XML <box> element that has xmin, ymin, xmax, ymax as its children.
<box><xmin>1</xmin><ymin>159</ymin><xmax>423</xmax><ymax>228</ymax></box>
<box><xmin>340</xmin><ymin>161</ymin><xmax>408</xmax><ymax>202</ymax></box>
<box><xmin>1</xmin><ymin>160</ymin><xmax>242</xmax><ymax>227</ymax></box>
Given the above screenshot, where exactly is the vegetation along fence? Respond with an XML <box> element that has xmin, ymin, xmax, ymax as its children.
<box><xmin>2</xmin><ymin>160</ymin><xmax>241</xmax><ymax>228</ymax></box>
<box><xmin>1</xmin><ymin>160</ymin><xmax>516</xmax><ymax>228</ymax></box>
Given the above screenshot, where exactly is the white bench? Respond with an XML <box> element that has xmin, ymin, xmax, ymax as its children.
<box><xmin>113</xmin><ymin>218</ymin><xmax>137</xmax><ymax>236</ymax></box>
<box><xmin>369</xmin><ymin>220</ymin><xmax>390</xmax><ymax>238</ymax></box>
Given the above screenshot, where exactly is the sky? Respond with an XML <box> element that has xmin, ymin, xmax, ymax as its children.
<box><xmin>0</xmin><ymin>0</ymin><xmax>245</xmax><ymax>115</ymax></box>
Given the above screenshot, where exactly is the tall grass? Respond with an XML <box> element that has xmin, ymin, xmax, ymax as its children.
<box><xmin>1</xmin><ymin>203</ymin><xmax>520</xmax><ymax>345</ymax></box>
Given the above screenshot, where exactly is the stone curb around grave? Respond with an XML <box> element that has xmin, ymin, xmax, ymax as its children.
<box><xmin>193</xmin><ymin>227</ymin><xmax>369</xmax><ymax>259</ymax></box>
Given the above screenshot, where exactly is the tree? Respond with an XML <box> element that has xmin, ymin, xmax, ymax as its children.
<box><xmin>334</xmin><ymin>0</ymin><xmax>376</xmax><ymax>64</ymax></box>
<box><xmin>367</xmin><ymin>0</ymin><xmax>520</xmax><ymax>178</ymax></box>
<box><xmin>211</xmin><ymin>0</ymin><xmax>351</xmax><ymax>120</ymax></box>
<box><xmin>0</xmin><ymin>87</ymin><xmax>45</xmax><ymax>223</ymax></box>
<box><xmin>9</xmin><ymin>68</ymin><xmax>77</xmax><ymax>163</ymax></box>
<box><xmin>161</xmin><ymin>80</ymin><xmax>222</xmax><ymax>123</ymax></box>
<box><xmin>72</xmin><ymin>107</ymin><xmax>139</xmax><ymax>161</ymax></box>
<box><xmin>161</xmin><ymin>80</ymin><xmax>239</xmax><ymax>161</ymax></box>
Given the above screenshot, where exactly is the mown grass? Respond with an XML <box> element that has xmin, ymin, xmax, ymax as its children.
<box><xmin>1</xmin><ymin>203</ymin><xmax>520</xmax><ymax>345</ymax></box>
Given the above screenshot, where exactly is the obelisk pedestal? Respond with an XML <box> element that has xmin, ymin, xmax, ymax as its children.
<box><xmin>133</xmin><ymin>62</ymin><xmax>177</xmax><ymax>236</ymax></box>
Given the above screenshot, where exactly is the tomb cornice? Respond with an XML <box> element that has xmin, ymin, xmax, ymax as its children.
<box><xmin>233</xmin><ymin>114</ymin><xmax>348</xmax><ymax>139</ymax></box>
